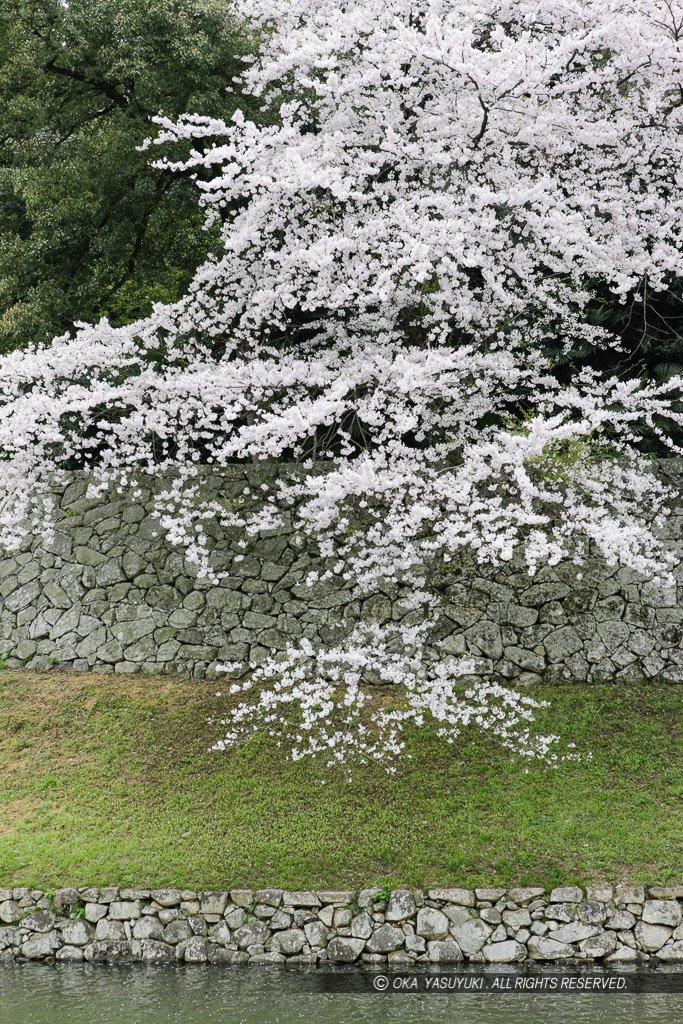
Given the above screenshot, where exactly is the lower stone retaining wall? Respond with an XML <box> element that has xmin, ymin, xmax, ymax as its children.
<box><xmin>1</xmin><ymin>883</ymin><xmax>682</xmax><ymax>965</ymax></box>
<box><xmin>1</xmin><ymin>463</ymin><xmax>683</xmax><ymax>683</ymax></box>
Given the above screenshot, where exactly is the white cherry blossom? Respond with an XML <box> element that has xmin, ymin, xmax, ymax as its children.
<box><xmin>1</xmin><ymin>1</ymin><xmax>682</xmax><ymax>766</ymax></box>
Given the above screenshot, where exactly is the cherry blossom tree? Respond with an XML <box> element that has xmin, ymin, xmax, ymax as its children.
<box><xmin>1</xmin><ymin>0</ymin><xmax>683</xmax><ymax>766</ymax></box>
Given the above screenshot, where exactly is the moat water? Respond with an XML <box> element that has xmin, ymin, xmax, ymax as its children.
<box><xmin>0</xmin><ymin>964</ymin><xmax>681</xmax><ymax>1024</ymax></box>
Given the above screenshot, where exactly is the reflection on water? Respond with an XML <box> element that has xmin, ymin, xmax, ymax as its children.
<box><xmin>0</xmin><ymin>964</ymin><xmax>681</xmax><ymax>1024</ymax></box>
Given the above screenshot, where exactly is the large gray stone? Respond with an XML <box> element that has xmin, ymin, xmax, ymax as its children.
<box><xmin>350</xmin><ymin>913</ymin><xmax>373</xmax><ymax>940</ymax></box>
<box><xmin>61</xmin><ymin>921</ymin><xmax>94</xmax><ymax>946</ymax></box>
<box><xmin>427</xmin><ymin>888</ymin><xmax>475</xmax><ymax>906</ymax></box>
<box><xmin>274</xmin><ymin>928</ymin><xmax>306</xmax><ymax>955</ymax></box>
<box><xmin>200</xmin><ymin>892</ymin><xmax>229</xmax><ymax>916</ymax></box>
<box><xmin>151</xmin><ymin>889</ymin><xmax>182</xmax><ymax>908</ymax></box>
<box><xmin>21</xmin><ymin>933</ymin><xmax>58</xmax><ymax>959</ymax></box>
<box><xmin>649</xmin><ymin>886</ymin><xmax>683</xmax><ymax>899</ymax></box>
<box><xmin>365</xmin><ymin>924</ymin><xmax>405</xmax><ymax>953</ymax></box>
<box><xmin>5</xmin><ymin>580</ymin><xmax>41</xmax><ymax>612</ymax></box>
<box><xmin>210</xmin><ymin>948</ymin><xmax>250</xmax><ymax>964</ymax></box>
<box><xmin>360</xmin><ymin>595</ymin><xmax>392</xmax><ymax>624</ymax></box>
<box><xmin>56</xmin><ymin>945</ymin><xmax>84</xmax><ymax>962</ymax></box>
<box><xmin>0</xmin><ymin>557</ymin><xmax>18</xmax><ymax>581</ymax></box>
<box><xmin>483</xmin><ymin>940</ymin><xmax>526</xmax><ymax>963</ymax></box>
<box><xmin>123</xmin><ymin>637</ymin><xmax>158</xmax><ymax>661</ymax></box>
<box><xmin>548</xmin><ymin>922</ymin><xmax>600</xmax><ymax>944</ymax></box>
<box><xmin>73</xmin><ymin>546</ymin><xmax>106</xmax><ymax>566</ymax></box>
<box><xmin>604</xmin><ymin>945</ymin><xmax>639</xmax><ymax>963</ymax></box>
<box><xmin>97</xmin><ymin>640</ymin><xmax>124</xmax><ymax>663</ymax></box>
<box><xmin>140</xmin><ymin>940</ymin><xmax>175</xmax><ymax>961</ymax></box>
<box><xmin>475</xmin><ymin>887</ymin><xmax>507</xmax><ymax>901</ymax></box>
<box><xmin>108</xmin><ymin>901</ymin><xmax>141</xmax><ymax>920</ymax></box>
<box><xmin>209</xmin><ymin>921</ymin><xmax>231</xmax><ymax>945</ymax></box>
<box><xmin>95</xmin><ymin>920</ymin><xmax>127</xmax><ymax>942</ymax></box>
<box><xmin>19</xmin><ymin>910</ymin><xmax>55</xmax><ymax>932</ymax></box>
<box><xmin>443</xmin><ymin>905</ymin><xmax>473</xmax><ymax>926</ymax></box>
<box><xmin>314</xmin><ymin>890</ymin><xmax>356</xmax><ymax>906</ymax></box>
<box><xmin>520</xmin><ymin>582</ymin><xmax>570</xmax><ymax>607</ymax></box>
<box><xmin>0</xmin><ymin>901</ymin><xmax>22</xmax><ymax>924</ymax></box>
<box><xmin>450</xmin><ymin>918</ymin><xmax>492</xmax><ymax>955</ymax></box>
<box><xmin>132</xmin><ymin>917</ymin><xmax>164</xmax><ymax>941</ymax></box>
<box><xmin>544</xmin><ymin>626</ymin><xmax>582</xmax><ymax>661</ymax></box>
<box><xmin>579</xmin><ymin>932</ymin><xmax>617</xmax><ymax>958</ymax></box>
<box><xmin>234</xmin><ymin>921</ymin><xmax>269</xmax><ymax>948</ymax></box>
<box><xmin>642</xmin><ymin>900</ymin><xmax>682</xmax><ymax>927</ymax></box>
<box><xmin>268</xmin><ymin>910</ymin><xmax>292</xmax><ymax>930</ymax></box>
<box><xmin>527</xmin><ymin>936</ymin><xmax>574</xmax><ymax>960</ymax></box>
<box><xmin>597</xmin><ymin>620</ymin><xmax>630</xmax><ymax>653</ymax></box>
<box><xmin>147</xmin><ymin>586</ymin><xmax>178</xmax><ymax>610</ymax></box>
<box><xmin>96</xmin><ymin>560</ymin><xmax>127</xmax><ymax>586</ymax></box>
<box><xmin>0</xmin><ymin>927</ymin><xmax>20</xmax><ymax>948</ymax></box>
<box><xmin>230</xmin><ymin>890</ymin><xmax>253</xmax><ymax>908</ymax></box>
<box><xmin>184</xmin><ymin>937</ymin><xmax>210</xmax><ymax>962</ymax></box>
<box><xmin>505</xmin><ymin>606</ymin><xmax>539</xmax><ymax>628</ymax></box>
<box><xmin>427</xmin><ymin>940</ymin><xmax>463</xmax><ymax>962</ymax></box>
<box><xmin>634</xmin><ymin>921</ymin><xmax>672</xmax><ymax>951</ymax></box>
<box><xmin>85</xmin><ymin>940</ymin><xmax>141</xmax><ymax>962</ymax></box>
<box><xmin>76</xmin><ymin>628</ymin><xmax>108</xmax><ymax>658</ymax></box>
<box><xmin>416</xmin><ymin>907</ymin><xmax>450</xmax><ymax>940</ymax></box>
<box><xmin>225</xmin><ymin>908</ymin><xmax>247</xmax><ymax>930</ymax></box>
<box><xmin>502</xmin><ymin>909</ymin><xmax>531</xmax><ymax>929</ymax></box>
<box><xmin>385</xmin><ymin>890</ymin><xmax>417</xmax><ymax>922</ymax></box>
<box><xmin>111</xmin><ymin>619</ymin><xmax>156</xmax><ymax>646</ymax></box>
<box><xmin>605</xmin><ymin>909</ymin><xmax>636</xmax><ymax>930</ymax></box>
<box><xmin>615</xmin><ymin>884</ymin><xmax>645</xmax><ymax>904</ymax></box>
<box><xmin>654</xmin><ymin>941</ymin><xmax>683</xmax><ymax>961</ymax></box>
<box><xmin>54</xmin><ymin>888</ymin><xmax>80</xmax><ymax>913</ymax></box>
<box><xmin>641</xmin><ymin>581</ymin><xmax>677</xmax><ymax>607</ymax></box>
<box><xmin>327</xmin><ymin>937</ymin><xmax>365</xmax><ymax>962</ymax></box>
<box><xmin>163</xmin><ymin>920</ymin><xmax>192</xmax><ymax>944</ymax></box>
<box><xmin>464</xmin><ymin>621</ymin><xmax>503</xmax><ymax>659</ymax></box>
<box><xmin>304</xmin><ymin>920</ymin><xmax>329</xmax><ymax>947</ymax></box>
<box><xmin>507</xmin><ymin>888</ymin><xmax>545</xmax><ymax>904</ymax></box>
<box><xmin>49</xmin><ymin>608</ymin><xmax>82</xmax><ymax>640</ymax></box>
<box><xmin>282</xmin><ymin>891</ymin><xmax>320</xmax><ymax>907</ymax></box>
<box><xmin>42</xmin><ymin>585</ymin><xmax>72</xmax><ymax>606</ymax></box>
<box><xmin>577</xmin><ymin>901</ymin><xmax>608</xmax><ymax>925</ymax></box>
<box><xmin>549</xmin><ymin>887</ymin><xmax>583</xmax><ymax>903</ymax></box>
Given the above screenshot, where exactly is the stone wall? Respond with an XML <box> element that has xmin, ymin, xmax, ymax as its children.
<box><xmin>1</xmin><ymin>883</ymin><xmax>682</xmax><ymax>964</ymax></box>
<box><xmin>1</xmin><ymin>463</ymin><xmax>682</xmax><ymax>682</ymax></box>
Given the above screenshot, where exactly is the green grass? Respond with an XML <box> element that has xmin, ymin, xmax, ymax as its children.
<box><xmin>0</xmin><ymin>669</ymin><xmax>680</xmax><ymax>890</ymax></box>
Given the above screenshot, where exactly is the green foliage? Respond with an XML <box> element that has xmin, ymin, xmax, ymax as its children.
<box><xmin>544</xmin><ymin>278</ymin><xmax>683</xmax><ymax>453</ymax></box>
<box><xmin>0</xmin><ymin>0</ymin><xmax>258</xmax><ymax>352</ymax></box>
<box><xmin>504</xmin><ymin>405</ymin><xmax>618</xmax><ymax>485</ymax></box>
<box><xmin>41</xmin><ymin>888</ymin><xmax>57</xmax><ymax>915</ymax></box>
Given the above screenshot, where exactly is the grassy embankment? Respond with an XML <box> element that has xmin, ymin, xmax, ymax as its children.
<box><xmin>0</xmin><ymin>669</ymin><xmax>680</xmax><ymax>890</ymax></box>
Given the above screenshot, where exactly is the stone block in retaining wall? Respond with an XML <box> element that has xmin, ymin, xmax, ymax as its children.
<box><xmin>0</xmin><ymin>465</ymin><xmax>682</xmax><ymax>682</ymax></box>
<box><xmin>1</xmin><ymin>885</ymin><xmax>682</xmax><ymax>964</ymax></box>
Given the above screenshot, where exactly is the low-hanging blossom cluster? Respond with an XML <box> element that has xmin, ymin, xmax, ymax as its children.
<box><xmin>211</xmin><ymin>625</ymin><xmax>576</xmax><ymax>772</ymax></box>
<box><xmin>1</xmin><ymin>0</ymin><xmax>683</xmax><ymax>766</ymax></box>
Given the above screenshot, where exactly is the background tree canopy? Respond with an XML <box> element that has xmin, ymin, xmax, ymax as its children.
<box><xmin>0</xmin><ymin>0</ymin><xmax>681</xmax><ymax>455</ymax></box>
<box><xmin>0</xmin><ymin>0</ymin><xmax>254</xmax><ymax>353</ymax></box>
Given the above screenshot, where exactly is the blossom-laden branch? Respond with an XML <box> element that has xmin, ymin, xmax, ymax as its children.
<box><xmin>1</xmin><ymin>1</ymin><xmax>683</xmax><ymax>767</ymax></box>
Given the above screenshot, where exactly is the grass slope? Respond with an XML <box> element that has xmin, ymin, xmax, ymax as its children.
<box><xmin>0</xmin><ymin>670</ymin><xmax>681</xmax><ymax>890</ymax></box>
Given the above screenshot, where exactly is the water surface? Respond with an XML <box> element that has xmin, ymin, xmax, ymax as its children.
<box><xmin>1</xmin><ymin>964</ymin><xmax>681</xmax><ymax>1024</ymax></box>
